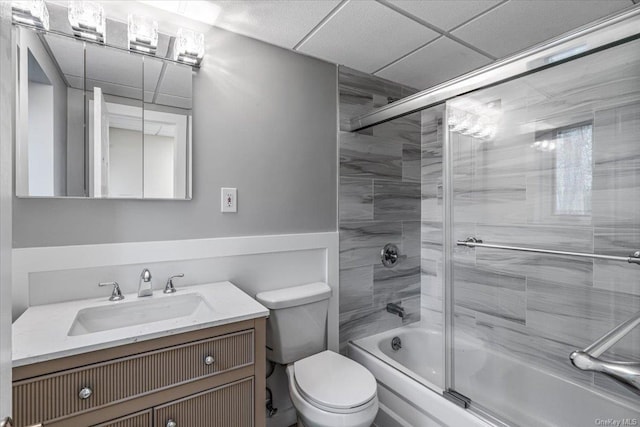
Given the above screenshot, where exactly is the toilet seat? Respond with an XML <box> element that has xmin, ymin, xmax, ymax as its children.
<box><xmin>293</xmin><ymin>350</ymin><xmax>377</xmax><ymax>413</ymax></box>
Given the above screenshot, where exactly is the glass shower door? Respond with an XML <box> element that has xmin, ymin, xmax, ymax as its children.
<box><xmin>447</xmin><ymin>36</ymin><xmax>640</xmax><ymax>426</ymax></box>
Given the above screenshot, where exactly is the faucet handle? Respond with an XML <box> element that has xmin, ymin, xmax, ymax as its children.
<box><xmin>140</xmin><ymin>268</ymin><xmax>152</xmax><ymax>282</ymax></box>
<box><xmin>164</xmin><ymin>274</ymin><xmax>184</xmax><ymax>294</ymax></box>
<box><xmin>99</xmin><ymin>281</ymin><xmax>124</xmax><ymax>301</ymax></box>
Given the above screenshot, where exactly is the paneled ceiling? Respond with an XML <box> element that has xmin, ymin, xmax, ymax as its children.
<box><xmin>203</xmin><ymin>0</ymin><xmax>637</xmax><ymax>90</ymax></box>
<box><xmin>84</xmin><ymin>0</ymin><xmax>640</xmax><ymax>92</ymax></box>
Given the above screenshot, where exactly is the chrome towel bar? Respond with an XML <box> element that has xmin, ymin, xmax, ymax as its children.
<box><xmin>456</xmin><ymin>237</ymin><xmax>640</xmax><ymax>265</ymax></box>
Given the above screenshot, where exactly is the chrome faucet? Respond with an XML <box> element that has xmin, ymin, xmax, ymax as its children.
<box><xmin>98</xmin><ymin>281</ymin><xmax>124</xmax><ymax>301</ymax></box>
<box><xmin>386</xmin><ymin>302</ymin><xmax>405</xmax><ymax>318</ymax></box>
<box><xmin>164</xmin><ymin>273</ymin><xmax>184</xmax><ymax>294</ymax></box>
<box><xmin>138</xmin><ymin>268</ymin><xmax>153</xmax><ymax>297</ymax></box>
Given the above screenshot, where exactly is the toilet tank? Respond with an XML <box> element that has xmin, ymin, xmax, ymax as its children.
<box><xmin>255</xmin><ymin>282</ymin><xmax>331</xmax><ymax>364</ymax></box>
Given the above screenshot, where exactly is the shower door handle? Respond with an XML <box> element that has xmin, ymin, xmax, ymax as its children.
<box><xmin>570</xmin><ymin>351</ymin><xmax>640</xmax><ymax>392</ymax></box>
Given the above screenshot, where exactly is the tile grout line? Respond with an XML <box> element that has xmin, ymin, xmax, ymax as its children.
<box><xmin>293</xmin><ymin>0</ymin><xmax>350</xmax><ymax>51</ymax></box>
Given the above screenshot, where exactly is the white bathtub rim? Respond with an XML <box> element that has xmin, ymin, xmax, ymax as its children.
<box><xmin>349</xmin><ymin>342</ymin><xmax>493</xmax><ymax>427</ymax></box>
<box><xmin>353</xmin><ymin>324</ymin><xmax>445</xmax><ymax>393</ymax></box>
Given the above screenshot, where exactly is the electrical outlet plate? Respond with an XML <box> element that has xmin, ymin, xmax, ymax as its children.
<box><xmin>221</xmin><ymin>188</ymin><xmax>237</xmax><ymax>213</ymax></box>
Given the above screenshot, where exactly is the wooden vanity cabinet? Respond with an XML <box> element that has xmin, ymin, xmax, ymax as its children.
<box><xmin>12</xmin><ymin>318</ymin><xmax>266</xmax><ymax>427</ymax></box>
<box><xmin>94</xmin><ymin>410</ymin><xmax>152</xmax><ymax>427</ymax></box>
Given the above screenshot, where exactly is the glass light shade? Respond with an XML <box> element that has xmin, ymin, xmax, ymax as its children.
<box><xmin>174</xmin><ymin>28</ymin><xmax>205</xmax><ymax>66</ymax></box>
<box><xmin>11</xmin><ymin>0</ymin><xmax>49</xmax><ymax>30</ymax></box>
<box><xmin>68</xmin><ymin>1</ymin><xmax>105</xmax><ymax>43</ymax></box>
<box><xmin>128</xmin><ymin>14</ymin><xmax>158</xmax><ymax>54</ymax></box>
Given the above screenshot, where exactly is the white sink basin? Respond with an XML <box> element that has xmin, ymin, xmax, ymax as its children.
<box><xmin>13</xmin><ymin>281</ymin><xmax>270</xmax><ymax>367</ymax></box>
<box><xmin>68</xmin><ymin>293</ymin><xmax>212</xmax><ymax>336</ymax></box>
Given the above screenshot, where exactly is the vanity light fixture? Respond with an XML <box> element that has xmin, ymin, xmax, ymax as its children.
<box><xmin>128</xmin><ymin>14</ymin><xmax>158</xmax><ymax>54</ymax></box>
<box><xmin>11</xmin><ymin>0</ymin><xmax>49</xmax><ymax>30</ymax></box>
<box><xmin>68</xmin><ymin>1</ymin><xmax>105</xmax><ymax>43</ymax></box>
<box><xmin>173</xmin><ymin>28</ymin><xmax>205</xmax><ymax>66</ymax></box>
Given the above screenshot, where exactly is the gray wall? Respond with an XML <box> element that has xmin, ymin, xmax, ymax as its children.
<box><xmin>13</xmin><ymin>26</ymin><xmax>338</xmax><ymax>248</ymax></box>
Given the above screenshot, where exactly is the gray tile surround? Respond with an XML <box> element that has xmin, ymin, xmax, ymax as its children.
<box><xmin>340</xmin><ymin>131</ymin><xmax>403</xmax><ymax>180</ymax></box>
<box><xmin>373</xmin><ymin>181</ymin><xmax>420</xmax><ymax>221</ymax></box>
<box><xmin>339</xmin><ymin>177</ymin><xmax>373</xmax><ymax>222</ymax></box>
<box><xmin>339</xmin><ymin>221</ymin><xmax>402</xmax><ymax>269</ymax></box>
<box><xmin>449</xmin><ymin>40</ymin><xmax>640</xmax><ymax>407</ymax></box>
<box><xmin>339</xmin><ymin>44</ymin><xmax>640</xmax><ymax>412</ymax></box>
<box><xmin>338</xmin><ymin>68</ymin><xmax>422</xmax><ymax>351</ymax></box>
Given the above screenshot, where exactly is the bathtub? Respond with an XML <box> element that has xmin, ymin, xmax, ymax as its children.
<box><xmin>349</xmin><ymin>323</ymin><xmax>640</xmax><ymax>427</ymax></box>
<box><xmin>349</xmin><ymin>323</ymin><xmax>490</xmax><ymax>427</ymax></box>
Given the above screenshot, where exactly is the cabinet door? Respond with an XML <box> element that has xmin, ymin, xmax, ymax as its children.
<box><xmin>154</xmin><ymin>378</ymin><xmax>253</xmax><ymax>427</ymax></box>
<box><xmin>93</xmin><ymin>410</ymin><xmax>151</xmax><ymax>427</ymax></box>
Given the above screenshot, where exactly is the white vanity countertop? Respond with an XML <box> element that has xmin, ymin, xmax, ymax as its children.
<box><xmin>12</xmin><ymin>281</ymin><xmax>269</xmax><ymax>367</ymax></box>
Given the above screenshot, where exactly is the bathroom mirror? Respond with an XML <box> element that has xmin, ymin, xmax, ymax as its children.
<box><xmin>15</xmin><ymin>26</ymin><xmax>193</xmax><ymax>199</ymax></box>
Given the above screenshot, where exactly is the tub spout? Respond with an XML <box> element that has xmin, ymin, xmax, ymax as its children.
<box><xmin>386</xmin><ymin>302</ymin><xmax>405</xmax><ymax>318</ymax></box>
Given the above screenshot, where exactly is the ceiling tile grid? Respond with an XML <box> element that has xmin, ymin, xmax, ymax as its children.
<box><xmin>451</xmin><ymin>0</ymin><xmax>633</xmax><ymax>58</ymax></box>
<box><xmin>295</xmin><ymin>0</ymin><xmax>440</xmax><ymax>73</ymax></box>
<box><xmin>387</xmin><ymin>0</ymin><xmax>503</xmax><ymax>32</ymax></box>
<box><xmin>376</xmin><ymin>36</ymin><xmax>493</xmax><ymax>91</ymax></box>
<box><xmin>130</xmin><ymin>0</ymin><xmax>638</xmax><ymax>91</ymax></box>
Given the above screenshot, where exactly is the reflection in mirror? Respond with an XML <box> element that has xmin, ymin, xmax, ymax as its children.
<box><xmin>15</xmin><ymin>26</ymin><xmax>193</xmax><ymax>199</ymax></box>
<box><xmin>86</xmin><ymin>43</ymin><xmax>143</xmax><ymax>198</ymax></box>
<box><xmin>16</xmin><ymin>27</ymin><xmax>84</xmax><ymax>197</ymax></box>
<box><xmin>144</xmin><ymin>57</ymin><xmax>192</xmax><ymax>199</ymax></box>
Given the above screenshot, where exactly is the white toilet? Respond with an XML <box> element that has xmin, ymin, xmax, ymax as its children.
<box><xmin>256</xmin><ymin>282</ymin><xmax>378</xmax><ymax>427</ymax></box>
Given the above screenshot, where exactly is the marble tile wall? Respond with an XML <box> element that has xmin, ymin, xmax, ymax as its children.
<box><xmin>449</xmin><ymin>38</ymin><xmax>640</xmax><ymax>410</ymax></box>
<box><xmin>338</xmin><ymin>66</ymin><xmax>422</xmax><ymax>352</ymax></box>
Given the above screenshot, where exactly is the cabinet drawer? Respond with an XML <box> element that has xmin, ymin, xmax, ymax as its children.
<box><xmin>93</xmin><ymin>410</ymin><xmax>152</xmax><ymax>427</ymax></box>
<box><xmin>13</xmin><ymin>330</ymin><xmax>254</xmax><ymax>426</ymax></box>
<box><xmin>154</xmin><ymin>378</ymin><xmax>254</xmax><ymax>427</ymax></box>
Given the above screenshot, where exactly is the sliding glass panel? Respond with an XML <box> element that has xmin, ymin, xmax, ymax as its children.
<box><xmin>448</xmin><ymin>37</ymin><xmax>640</xmax><ymax>426</ymax></box>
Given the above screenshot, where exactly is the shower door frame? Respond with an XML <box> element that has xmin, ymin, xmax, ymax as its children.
<box><xmin>350</xmin><ymin>8</ymin><xmax>640</xmax><ymax>133</ymax></box>
<box><xmin>349</xmin><ymin>6</ymin><xmax>640</xmax><ymax>427</ymax></box>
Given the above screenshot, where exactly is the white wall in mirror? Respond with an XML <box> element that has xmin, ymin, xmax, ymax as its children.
<box><xmin>88</xmin><ymin>92</ymin><xmax>188</xmax><ymax>199</ymax></box>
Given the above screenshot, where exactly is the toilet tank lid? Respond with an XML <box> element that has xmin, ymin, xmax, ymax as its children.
<box><xmin>255</xmin><ymin>282</ymin><xmax>331</xmax><ymax>309</ymax></box>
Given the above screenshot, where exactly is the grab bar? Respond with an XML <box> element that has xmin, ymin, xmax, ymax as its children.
<box><xmin>456</xmin><ymin>237</ymin><xmax>640</xmax><ymax>265</ymax></box>
<box><xmin>570</xmin><ymin>311</ymin><xmax>640</xmax><ymax>392</ymax></box>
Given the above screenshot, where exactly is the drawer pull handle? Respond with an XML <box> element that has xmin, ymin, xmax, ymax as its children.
<box><xmin>166</xmin><ymin>419</ymin><xmax>177</xmax><ymax>427</ymax></box>
<box><xmin>78</xmin><ymin>386</ymin><xmax>93</xmax><ymax>400</ymax></box>
<box><xmin>204</xmin><ymin>355</ymin><xmax>215</xmax><ymax>366</ymax></box>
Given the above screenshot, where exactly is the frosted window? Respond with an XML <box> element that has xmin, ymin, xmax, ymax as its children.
<box><xmin>554</xmin><ymin>123</ymin><xmax>592</xmax><ymax>215</ymax></box>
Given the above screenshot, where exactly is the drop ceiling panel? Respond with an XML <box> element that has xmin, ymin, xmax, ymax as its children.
<box><xmin>452</xmin><ymin>0</ymin><xmax>632</xmax><ymax>58</ymax></box>
<box><xmin>210</xmin><ymin>0</ymin><xmax>341</xmax><ymax>49</ymax></box>
<box><xmin>389</xmin><ymin>0</ymin><xmax>502</xmax><ymax>31</ymax></box>
<box><xmin>297</xmin><ymin>0</ymin><xmax>439</xmax><ymax>73</ymax></box>
<box><xmin>377</xmin><ymin>37</ymin><xmax>492</xmax><ymax>90</ymax></box>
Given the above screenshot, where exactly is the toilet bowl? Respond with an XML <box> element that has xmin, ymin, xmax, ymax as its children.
<box><xmin>286</xmin><ymin>350</ymin><xmax>378</xmax><ymax>427</ymax></box>
<box><xmin>255</xmin><ymin>283</ymin><xmax>379</xmax><ymax>426</ymax></box>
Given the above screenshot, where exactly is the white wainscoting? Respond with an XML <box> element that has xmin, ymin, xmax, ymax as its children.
<box><xmin>13</xmin><ymin>231</ymin><xmax>339</xmax><ymax>351</ymax></box>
